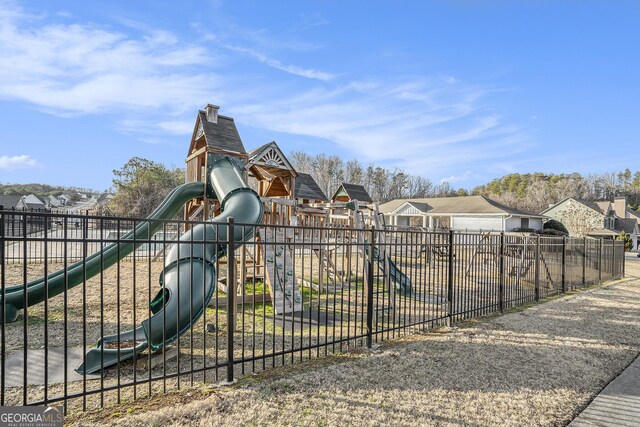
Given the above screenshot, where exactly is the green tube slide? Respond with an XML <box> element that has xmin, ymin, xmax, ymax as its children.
<box><xmin>1</xmin><ymin>182</ymin><xmax>205</xmax><ymax>323</ymax></box>
<box><xmin>77</xmin><ymin>154</ymin><xmax>262</xmax><ymax>373</ymax></box>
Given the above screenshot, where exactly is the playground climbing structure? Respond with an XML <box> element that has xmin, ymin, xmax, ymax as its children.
<box><xmin>259</xmin><ymin>228</ymin><xmax>303</xmax><ymax>314</ymax></box>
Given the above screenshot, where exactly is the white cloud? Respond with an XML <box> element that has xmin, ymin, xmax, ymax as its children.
<box><xmin>233</xmin><ymin>77</ymin><xmax>526</xmax><ymax>177</ymax></box>
<box><xmin>0</xmin><ymin>0</ymin><xmax>529</xmax><ymax>182</ymax></box>
<box><xmin>226</xmin><ymin>45</ymin><xmax>335</xmax><ymax>81</ymax></box>
<box><xmin>440</xmin><ymin>171</ymin><xmax>472</xmax><ymax>184</ymax></box>
<box><xmin>0</xmin><ymin>1</ymin><xmax>217</xmax><ymax>115</ymax></box>
<box><xmin>0</xmin><ymin>154</ymin><xmax>39</xmax><ymax>169</ymax></box>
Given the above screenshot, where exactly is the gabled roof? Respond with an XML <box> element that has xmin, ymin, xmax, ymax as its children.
<box><xmin>190</xmin><ymin>110</ymin><xmax>246</xmax><ymax>155</ymax></box>
<box><xmin>332</xmin><ymin>183</ymin><xmax>373</xmax><ymax>203</ymax></box>
<box><xmin>542</xmin><ymin>197</ymin><xmax>620</xmax><ymax>217</ymax></box>
<box><xmin>585</xmin><ymin>200</ymin><xmax>613</xmax><ymax>215</ymax></box>
<box><xmin>0</xmin><ymin>195</ymin><xmax>22</xmax><ymax>210</ymax></box>
<box><xmin>404</xmin><ymin>201</ymin><xmax>430</xmax><ymax>213</ymax></box>
<box><xmin>294</xmin><ymin>173</ymin><xmax>328</xmax><ymax>202</ymax></box>
<box><xmin>21</xmin><ymin>194</ymin><xmax>46</xmax><ymax>208</ymax></box>
<box><xmin>247</xmin><ymin>141</ymin><xmax>296</xmax><ymax>173</ymax></box>
<box><xmin>540</xmin><ymin>197</ymin><xmax>602</xmax><ymax>215</ymax></box>
<box><xmin>46</xmin><ymin>195</ymin><xmax>61</xmax><ymax>207</ymax></box>
<box><xmin>380</xmin><ymin>195</ymin><xmax>544</xmax><ymax>217</ymax></box>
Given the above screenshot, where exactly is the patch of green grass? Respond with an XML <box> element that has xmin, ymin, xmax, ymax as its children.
<box><xmin>244</xmin><ymin>280</ymin><xmax>267</xmax><ymax>295</ymax></box>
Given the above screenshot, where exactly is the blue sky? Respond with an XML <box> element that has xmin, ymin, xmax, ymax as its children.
<box><xmin>0</xmin><ymin>0</ymin><xmax>638</xmax><ymax>191</ymax></box>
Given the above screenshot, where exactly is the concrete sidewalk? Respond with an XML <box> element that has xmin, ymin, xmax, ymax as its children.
<box><xmin>570</xmin><ymin>355</ymin><xmax>640</xmax><ymax>426</ymax></box>
<box><xmin>570</xmin><ymin>255</ymin><xmax>640</xmax><ymax>426</ymax></box>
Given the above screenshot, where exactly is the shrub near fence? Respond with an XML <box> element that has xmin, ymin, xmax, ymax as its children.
<box><xmin>0</xmin><ymin>210</ymin><xmax>625</xmax><ymax>413</ymax></box>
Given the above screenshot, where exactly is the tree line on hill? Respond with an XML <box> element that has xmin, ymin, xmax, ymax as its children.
<box><xmin>471</xmin><ymin>169</ymin><xmax>640</xmax><ymax>213</ymax></box>
<box><xmin>13</xmin><ymin>156</ymin><xmax>637</xmax><ymax>219</ymax></box>
<box><xmin>0</xmin><ymin>183</ymin><xmax>103</xmax><ymax>206</ymax></box>
<box><xmin>0</xmin><ymin>183</ymin><xmax>96</xmax><ymax>198</ymax></box>
<box><xmin>104</xmin><ymin>155</ymin><xmax>463</xmax><ymax>217</ymax></box>
<box><xmin>288</xmin><ymin>155</ymin><xmax>640</xmax><ymax>214</ymax></box>
<box><xmin>288</xmin><ymin>151</ymin><xmax>465</xmax><ymax>202</ymax></box>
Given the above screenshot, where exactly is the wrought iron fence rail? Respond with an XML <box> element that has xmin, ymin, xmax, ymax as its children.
<box><xmin>0</xmin><ymin>209</ymin><xmax>626</xmax><ymax>413</ymax></box>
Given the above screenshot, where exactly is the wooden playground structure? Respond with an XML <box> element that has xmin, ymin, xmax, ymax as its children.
<box><xmin>178</xmin><ymin>104</ymin><xmax>436</xmax><ymax>322</ymax></box>
<box><xmin>178</xmin><ymin>104</ymin><xmax>572</xmax><ymax>324</ymax></box>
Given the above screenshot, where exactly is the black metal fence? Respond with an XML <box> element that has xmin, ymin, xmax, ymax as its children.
<box><xmin>0</xmin><ymin>210</ymin><xmax>625</xmax><ymax>413</ymax></box>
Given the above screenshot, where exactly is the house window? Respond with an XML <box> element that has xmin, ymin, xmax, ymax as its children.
<box><xmin>521</xmin><ymin>218</ymin><xmax>530</xmax><ymax>229</ymax></box>
<box><xmin>604</xmin><ymin>217</ymin><xmax>613</xmax><ymax>229</ymax></box>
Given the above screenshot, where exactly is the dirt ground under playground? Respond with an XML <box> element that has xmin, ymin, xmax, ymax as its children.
<box><xmin>67</xmin><ymin>260</ymin><xmax>640</xmax><ymax>426</ymax></box>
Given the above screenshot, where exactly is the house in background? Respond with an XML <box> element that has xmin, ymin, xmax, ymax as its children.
<box><xmin>294</xmin><ymin>173</ymin><xmax>328</xmax><ymax>204</ymax></box>
<box><xmin>16</xmin><ymin>194</ymin><xmax>46</xmax><ymax>211</ymax></box>
<box><xmin>58</xmin><ymin>194</ymin><xmax>71</xmax><ymax>205</ymax></box>
<box><xmin>379</xmin><ymin>195</ymin><xmax>545</xmax><ymax>232</ymax></box>
<box><xmin>0</xmin><ymin>195</ymin><xmax>23</xmax><ymax>210</ymax></box>
<box><xmin>541</xmin><ymin>196</ymin><xmax>638</xmax><ymax>250</ymax></box>
<box><xmin>46</xmin><ymin>195</ymin><xmax>61</xmax><ymax>208</ymax></box>
<box><xmin>613</xmin><ymin>196</ymin><xmax>640</xmax><ymax>229</ymax></box>
<box><xmin>331</xmin><ymin>183</ymin><xmax>373</xmax><ymax>205</ymax></box>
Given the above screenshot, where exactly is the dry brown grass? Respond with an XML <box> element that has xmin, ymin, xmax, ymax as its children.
<box><xmin>64</xmin><ymin>262</ymin><xmax>640</xmax><ymax>426</ymax></box>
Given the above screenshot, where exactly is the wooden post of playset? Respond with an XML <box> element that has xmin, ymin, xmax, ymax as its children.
<box><xmin>345</xmin><ymin>200</ymin><xmax>361</xmax><ymax>281</ymax></box>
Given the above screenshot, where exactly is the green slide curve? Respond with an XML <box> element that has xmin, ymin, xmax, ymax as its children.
<box><xmin>1</xmin><ymin>153</ymin><xmax>262</xmax><ymax>374</ymax></box>
<box><xmin>77</xmin><ymin>154</ymin><xmax>262</xmax><ymax>373</ymax></box>
<box><xmin>76</xmin><ymin>154</ymin><xmax>262</xmax><ymax>373</ymax></box>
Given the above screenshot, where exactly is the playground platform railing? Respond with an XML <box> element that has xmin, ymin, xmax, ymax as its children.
<box><xmin>0</xmin><ymin>209</ymin><xmax>626</xmax><ymax>414</ymax></box>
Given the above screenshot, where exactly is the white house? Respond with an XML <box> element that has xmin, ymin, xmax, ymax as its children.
<box><xmin>16</xmin><ymin>194</ymin><xmax>46</xmax><ymax>210</ymax></box>
<box><xmin>379</xmin><ymin>195</ymin><xmax>545</xmax><ymax>232</ymax></box>
<box><xmin>46</xmin><ymin>195</ymin><xmax>61</xmax><ymax>208</ymax></box>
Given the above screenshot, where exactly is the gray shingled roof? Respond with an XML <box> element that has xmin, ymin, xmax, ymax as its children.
<box><xmin>379</xmin><ymin>195</ymin><xmax>544</xmax><ymax>217</ymax></box>
<box><xmin>19</xmin><ymin>194</ymin><xmax>46</xmax><ymax>210</ymax></box>
<box><xmin>0</xmin><ymin>195</ymin><xmax>22</xmax><ymax>210</ymax></box>
<box><xmin>332</xmin><ymin>183</ymin><xmax>373</xmax><ymax>203</ymax></box>
<box><xmin>577</xmin><ymin>200</ymin><xmax>612</xmax><ymax>215</ymax></box>
<box><xmin>616</xmin><ymin>218</ymin><xmax>638</xmax><ymax>234</ymax></box>
<box><xmin>404</xmin><ymin>201</ymin><xmax>430</xmax><ymax>212</ymax></box>
<box><xmin>247</xmin><ymin>142</ymin><xmax>273</xmax><ymax>159</ymax></box>
<box><xmin>198</xmin><ymin>110</ymin><xmax>246</xmax><ymax>154</ymax></box>
<box><xmin>247</xmin><ymin>141</ymin><xmax>296</xmax><ymax>172</ymax></box>
<box><xmin>294</xmin><ymin>173</ymin><xmax>328</xmax><ymax>202</ymax></box>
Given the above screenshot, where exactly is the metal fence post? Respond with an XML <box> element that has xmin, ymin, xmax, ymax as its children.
<box><xmin>499</xmin><ymin>232</ymin><xmax>505</xmax><ymax>313</ymax></box>
<box><xmin>535</xmin><ymin>235</ymin><xmax>540</xmax><ymax>302</ymax></box>
<box><xmin>561</xmin><ymin>236</ymin><xmax>566</xmax><ymax>293</ymax></box>
<box><xmin>447</xmin><ymin>229</ymin><xmax>455</xmax><ymax>325</ymax></box>
<box><xmin>611</xmin><ymin>239</ymin><xmax>616</xmax><ymax>279</ymax></box>
<box><xmin>0</xmin><ymin>212</ymin><xmax>5</xmax><ymax>405</ymax></box>
<box><xmin>622</xmin><ymin>240</ymin><xmax>626</xmax><ymax>278</ymax></box>
<box><xmin>598</xmin><ymin>238</ymin><xmax>603</xmax><ymax>283</ymax></box>
<box><xmin>366</xmin><ymin>226</ymin><xmax>375</xmax><ymax>348</ymax></box>
<box><xmin>582</xmin><ymin>237</ymin><xmax>587</xmax><ymax>286</ymax></box>
<box><xmin>226</xmin><ymin>217</ymin><xmax>235</xmax><ymax>383</ymax></box>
